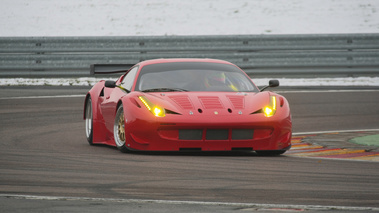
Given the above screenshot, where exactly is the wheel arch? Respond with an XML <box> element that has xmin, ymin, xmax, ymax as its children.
<box><xmin>83</xmin><ymin>93</ymin><xmax>91</xmax><ymax>120</ymax></box>
<box><xmin>116</xmin><ymin>99</ymin><xmax>123</xmax><ymax>113</ymax></box>
<box><xmin>83</xmin><ymin>81</ymin><xmax>106</xmax><ymax>120</ymax></box>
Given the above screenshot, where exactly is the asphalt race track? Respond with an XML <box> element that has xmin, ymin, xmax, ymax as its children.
<box><xmin>1</xmin><ymin>86</ymin><xmax>379</xmax><ymax>212</ymax></box>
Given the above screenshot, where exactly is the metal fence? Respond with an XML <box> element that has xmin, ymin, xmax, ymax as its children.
<box><xmin>0</xmin><ymin>34</ymin><xmax>378</xmax><ymax>77</ymax></box>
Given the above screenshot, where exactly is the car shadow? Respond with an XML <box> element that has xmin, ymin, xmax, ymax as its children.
<box><xmin>90</xmin><ymin>143</ymin><xmax>287</xmax><ymax>157</ymax></box>
<box><xmin>128</xmin><ymin>150</ymin><xmax>287</xmax><ymax>157</ymax></box>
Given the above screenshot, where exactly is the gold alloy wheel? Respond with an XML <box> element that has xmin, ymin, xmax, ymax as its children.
<box><xmin>117</xmin><ymin>112</ymin><xmax>125</xmax><ymax>142</ymax></box>
<box><xmin>114</xmin><ymin>105</ymin><xmax>126</xmax><ymax>148</ymax></box>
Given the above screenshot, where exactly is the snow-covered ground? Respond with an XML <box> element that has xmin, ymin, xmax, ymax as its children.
<box><xmin>1</xmin><ymin>0</ymin><xmax>378</xmax><ymax>86</ymax></box>
<box><xmin>1</xmin><ymin>77</ymin><xmax>378</xmax><ymax>87</ymax></box>
<box><xmin>1</xmin><ymin>0</ymin><xmax>379</xmax><ymax>36</ymax></box>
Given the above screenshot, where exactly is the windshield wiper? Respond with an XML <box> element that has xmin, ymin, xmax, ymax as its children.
<box><xmin>141</xmin><ymin>88</ymin><xmax>188</xmax><ymax>92</ymax></box>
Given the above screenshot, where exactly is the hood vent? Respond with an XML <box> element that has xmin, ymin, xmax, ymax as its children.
<box><xmin>199</xmin><ymin>96</ymin><xmax>224</xmax><ymax>109</ymax></box>
<box><xmin>169</xmin><ymin>95</ymin><xmax>194</xmax><ymax>109</ymax></box>
<box><xmin>227</xmin><ymin>95</ymin><xmax>245</xmax><ymax>109</ymax></box>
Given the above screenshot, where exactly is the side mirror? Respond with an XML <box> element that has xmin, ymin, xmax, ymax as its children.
<box><xmin>104</xmin><ymin>80</ymin><xmax>130</xmax><ymax>93</ymax></box>
<box><xmin>269</xmin><ymin>80</ymin><xmax>279</xmax><ymax>88</ymax></box>
<box><xmin>260</xmin><ymin>80</ymin><xmax>279</xmax><ymax>92</ymax></box>
<box><xmin>104</xmin><ymin>80</ymin><xmax>116</xmax><ymax>88</ymax></box>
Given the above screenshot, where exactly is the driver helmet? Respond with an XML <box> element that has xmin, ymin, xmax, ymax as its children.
<box><xmin>206</xmin><ymin>72</ymin><xmax>226</xmax><ymax>87</ymax></box>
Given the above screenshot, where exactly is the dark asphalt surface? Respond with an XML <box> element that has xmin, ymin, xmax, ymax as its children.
<box><xmin>1</xmin><ymin>86</ymin><xmax>379</xmax><ymax>212</ymax></box>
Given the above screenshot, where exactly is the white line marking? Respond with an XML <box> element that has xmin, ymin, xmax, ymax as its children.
<box><xmin>1</xmin><ymin>194</ymin><xmax>379</xmax><ymax>211</ymax></box>
<box><xmin>0</xmin><ymin>94</ymin><xmax>85</xmax><ymax>100</ymax></box>
<box><xmin>293</xmin><ymin>129</ymin><xmax>379</xmax><ymax>136</ymax></box>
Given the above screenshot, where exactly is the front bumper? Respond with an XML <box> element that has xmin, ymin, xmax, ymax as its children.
<box><xmin>124</xmin><ymin>114</ymin><xmax>292</xmax><ymax>151</ymax></box>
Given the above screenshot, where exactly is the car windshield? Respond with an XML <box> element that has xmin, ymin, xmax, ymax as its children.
<box><xmin>135</xmin><ymin>62</ymin><xmax>258</xmax><ymax>92</ymax></box>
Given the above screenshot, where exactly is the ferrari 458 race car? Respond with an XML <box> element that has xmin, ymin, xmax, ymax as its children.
<box><xmin>84</xmin><ymin>58</ymin><xmax>292</xmax><ymax>155</ymax></box>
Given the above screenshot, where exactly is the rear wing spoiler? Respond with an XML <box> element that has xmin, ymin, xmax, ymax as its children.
<box><xmin>90</xmin><ymin>64</ymin><xmax>135</xmax><ymax>75</ymax></box>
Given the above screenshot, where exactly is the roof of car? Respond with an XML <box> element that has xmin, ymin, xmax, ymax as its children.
<box><xmin>137</xmin><ymin>58</ymin><xmax>234</xmax><ymax>67</ymax></box>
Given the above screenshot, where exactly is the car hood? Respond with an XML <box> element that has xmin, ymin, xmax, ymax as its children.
<box><xmin>145</xmin><ymin>92</ymin><xmax>270</xmax><ymax>116</ymax></box>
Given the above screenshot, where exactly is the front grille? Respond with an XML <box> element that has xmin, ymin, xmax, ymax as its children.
<box><xmin>206</xmin><ymin>129</ymin><xmax>229</xmax><ymax>140</ymax></box>
<box><xmin>178</xmin><ymin>128</ymin><xmax>256</xmax><ymax>141</ymax></box>
<box><xmin>232</xmin><ymin>129</ymin><xmax>254</xmax><ymax>140</ymax></box>
<box><xmin>179</xmin><ymin>129</ymin><xmax>203</xmax><ymax>140</ymax></box>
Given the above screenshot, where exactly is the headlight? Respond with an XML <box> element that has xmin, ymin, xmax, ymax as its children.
<box><xmin>138</xmin><ymin>96</ymin><xmax>166</xmax><ymax>117</ymax></box>
<box><xmin>263</xmin><ymin>96</ymin><xmax>277</xmax><ymax>117</ymax></box>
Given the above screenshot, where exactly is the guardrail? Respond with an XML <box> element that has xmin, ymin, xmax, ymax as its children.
<box><xmin>0</xmin><ymin>34</ymin><xmax>378</xmax><ymax>77</ymax></box>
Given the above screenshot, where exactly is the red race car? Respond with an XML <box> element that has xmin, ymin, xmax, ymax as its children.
<box><xmin>84</xmin><ymin>58</ymin><xmax>292</xmax><ymax>155</ymax></box>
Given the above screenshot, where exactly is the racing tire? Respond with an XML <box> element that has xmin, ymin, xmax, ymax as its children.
<box><xmin>114</xmin><ymin>105</ymin><xmax>129</xmax><ymax>153</ymax></box>
<box><xmin>85</xmin><ymin>96</ymin><xmax>94</xmax><ymax>145</ymax></box>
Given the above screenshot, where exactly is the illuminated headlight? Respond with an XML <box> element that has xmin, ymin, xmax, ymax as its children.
<box><xmin>138</xmin><ymin>96</ymin><xmax>166</xmax><ymax>117</ymax></box>
<box><xmin>263</xmin><ymin>96</ymin><xmax>277</xmax><ymax>117</ymax></box>
<box><xmin>153</xmin><ymin>106</ymin><xmax>165</xmax><ymax>117</ymax></box>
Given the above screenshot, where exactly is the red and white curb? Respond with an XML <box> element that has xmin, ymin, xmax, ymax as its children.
<box><xmin>287</xmin><ymin>130</ymin><xmax>379</xmax><ymax>161</ymax></box>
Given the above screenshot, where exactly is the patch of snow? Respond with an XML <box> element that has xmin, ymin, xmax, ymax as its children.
<box><xmin>0</xmin><ymin>77</ymin><xmax>113</xmax><ymax>86</ymax></box>
<box><xmin>253</xmin><ymin>77</ymin><xmax>379</xmax><ymax>87</ymax></box>
<box><xmin>1</xmin><ymin>77</ymin><xmax>379</xmax><ymax>87</ymax></box>
<box><xmin>1</xmin><ymin>0</ymin><xmax>379</xmax><ymax>36</ymax></box>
